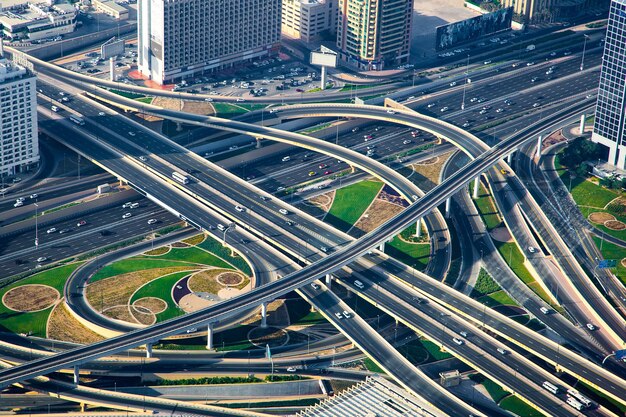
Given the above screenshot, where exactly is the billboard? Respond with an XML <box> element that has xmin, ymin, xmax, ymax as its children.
<box><xmin>435</xmin><ymin>7</ymin><xmax>513</xmax><ymax>51</ymax></box>
<box><xmin>310</xmin><ymin>49</ymin><xmax>337</xmax><ymax>68</ymax></box>
<box><xmin>101</xmin><ymin>38</ymin><xmax>125</xmax><ymax>59</ymax></box>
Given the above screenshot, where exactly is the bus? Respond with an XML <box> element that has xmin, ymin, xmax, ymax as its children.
<box><xmin>172</xmin><ymin>171</ymin><xmax>189</xmax><ymax>184</ymax></box>
<box><xmin>567</xmin><ymin>389</ymin><xmax>592</xmax><ymax>408</ymax></box>
<box><xmin>566</xmin><ymin>397</ymin><xmax>584</xmax><ymax>411</ymax></box>
<box><xmin>69</xmin><ymin>114</ymin><xmax>85</xmax><ymax>125</ymax></box>
<box><xmin>542</xmin><ymin>381</ymin><xmax>560</xmax><ymax>395</ymax></box>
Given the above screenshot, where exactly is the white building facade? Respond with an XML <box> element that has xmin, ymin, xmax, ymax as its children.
<box><xmin>0</xmin><ymin>58</ymin><xmax>38</xmax><ymax>176</ymax></box>
<box><xmin>281</xmin><ymin>0</ymin><xmax>336</xmax><ymax>43</ymax></box>
<box><xmin>138</xmin><ymin>0</ymin><xmax>282</xmax><ymax>85</ymax></box>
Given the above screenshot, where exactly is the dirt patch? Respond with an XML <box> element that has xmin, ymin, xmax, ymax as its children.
<box><xmin>589</xmin><ymin>212</ymin><xmax>616</xmax><ymax>224</ymax></box>
<box><xmin>411</xmin><ymin>151</ymin><xmax>454</xmax><ymax>185</ymax></box>
<box><xmin>171</xmin><ymin>242</ymin><xmax>190</xmax><ymax>248</ymax></box>
<box><xmin>354</xmin><ymin>200</ymin><xmax>404</xmax><ymax>233</ymax></box>
<box><xmin>182</xmin><ymin>100</ymin><xmax>214</xmax><ymax>115</ymax></box>
<box><xmin>490</xmin><ymin>227</ymin><xmax>513</xmax><ymax>243</ymax></box>
<box><xmin>188</xmin><ymin>269</ymin><xmax>227</xmax><ymax>294</ymax></box>
<box><xmin>3</xmin><ymin>285</ymin><xmax>59</xmax><ymax>312</ymax></box>
<box><xmin>248</xmin><ymin>326</ymin><xmax>288</xmax><ymax>348</ymax></box>
<box><xmin>182</xmin><ymin>234</ymin><xmax>206</xmax><ymax>246</ymax></box>
<box><xmin>86</xmin><ymin>266</ymin><xmax>194</xmax><ymax>318</ymax></box>
<box><xmin>102</xmin><ymin>305</ymin><xmax>139</xmax><ymax>324</ymax></box>
<box><xmin>621</xmin><ymin>258</ymin><xmax>626</xmax><ymax>268</ymax></box>
<box><xmin>241</xmin><ymin>300</ymin><xmax>288</xmax><ymax>327</ymax></box>
<box><xmin>604</xmin><ymin>220</ymin><xmax>626</xmax><ymax>230</ymax></box>
<box><xmin>130</xmin><ymin>305</ymin><xmax>156</xmax><ymax>325</ymax></box>
<box><xmin>144</xmin><ymin>246</ymin><xmax>170</xmax><ymax>256</ymax></box>
<box><xmin>216</xmin><ymin>271</ymin><xmax>245</xmax><ymax>286</ymax></box>
<box><xmin>542</xmin><ymin>129</ymin><xmax>566</xmax><ymax>151</ymax></box>
<box><xmin>133</xmin><ymin>297</ymin><xmax>167</xmax><ymax>314</ymax></box>
<box><xmin>305</xmin><ymin>191</ymin><xmax>335</xmax><ymax>212</ymax></box>
<box><xmin>47</xmin><ymin>303</ymin><xmax>105</xmax><ymax>343</ymax></box>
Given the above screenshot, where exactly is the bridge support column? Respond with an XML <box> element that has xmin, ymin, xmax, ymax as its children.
<box><xmin>146</xmin><ymin>343</ymin><xmax>152</xmax><ymax>358</ymax></box>
<box><xmin>536</xmin><ymin>135</ymin><xmax>542</xmax><ymax>158</ymax></box>
<box><xmin>261</xmin><ymin>302</ymin><xmax>268</xmax><ymax>328</ymax></box>
<box><xmin>176</xmin><ymin>122</ymin><xmax>183</xmax><ymax>132</ymax></box>
<box><xmin>579</xmin><ymin>114</ymin><xmax>586</xmax><ymax>134</ymax></box>
<box><xmin>507</xmin><ymin>152</ymin><xmax>513</xmax><ymax>164</ymax></box>
<box><xmin>206</xmin><ymin>323</ymin><xmax>214</xmax><ymax>350</ymax></box>
<box><xmin>256</xmin><ymin>138</ymin><xmax>262</xmax><ymax>149</ymax></box>
<box><xmin>325</xmin><ymin>274</ymin><xmax>332</xmax><ymax>288</ymax></box>
<box><xmin>472</xmin><ymin>177</ymin><xmax>480</xmax><ymax>199</ymax></box>
<box><xmin>445</xmin><ymin>198</ymin><xmax>451</xmax><ymax>218</ymax></box>
<box><xmin>414</xmin><ymin>218</ymin><xmax>422</xmax><ymax>238</ymax></box>
<box><xmin>321</xmin><ymin>66</ymin><xmax>328</xmax><ymax>90</ymax></box>
<box><xmin>80</xmin><ymin>403</ymin><xmax>86</xmax><ymax>412</ymax></box>
<box><xmin>73</xmin><ymin>365</ymin><xmax>80</xmax><ymax>384</ymax></box>
<box><xmin>378</xmin><ymin>242</ymin><xmax>385</xmax><ymax>252</ymax></box>
<box><xmin>109</xmin><ymin>58</ymin><xmax>115</xmax><ymax>82</ymax></box>
<box><xmin>350</xmin><ymin>165</ymin><xmax>355</xmax><ymax>174</ymax></box>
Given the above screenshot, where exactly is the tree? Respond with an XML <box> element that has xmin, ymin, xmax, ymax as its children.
<box><xmin>561</xmin><ymin>137</ymin><xmax>602</xmax><ymax>168</ymax></box>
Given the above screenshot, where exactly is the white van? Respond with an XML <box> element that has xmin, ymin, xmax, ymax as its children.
<box><xmin>279</xmin><ymin>208</ymin><xmax>289</xmax><ymax>215</ymax></box>
<box><xmin>281</xmin><ymin>156</ymin><xmax>291</xmax><ymax>162</ymax></box>
<box><xmin>217</xmin><ymin>224</ymin><xmax>226</xmax><ymax>231</ymax></box>
<box><xmin>353</xmin><ymin>280</ymin><xmax>364</xmax><ymax>289</ymax></box>
<box><xmin>51</xmin><ymin>105</ymin><xmax>59</xmax><ymax>112</ymax></box>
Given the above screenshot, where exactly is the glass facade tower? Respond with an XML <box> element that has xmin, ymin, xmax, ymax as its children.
<box><xmin>592</xmin><ymin>0</ymin><xmax>626</xmax><ymax>168</ymax></box>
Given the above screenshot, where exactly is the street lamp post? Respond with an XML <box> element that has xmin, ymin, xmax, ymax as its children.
<box><xmin>580</xmin><ymin>35</ymin><xmax>589</xmax><ymax>72</ymax></box>
<box><xmin>34</xmin><ymin>202</ymin><xmax>39</xmax><ymax>250</ymax></box>
<box><xmin>461</xmin><ymin>54</ymin><xmax>470</xmax><ymax>110</ymax></box>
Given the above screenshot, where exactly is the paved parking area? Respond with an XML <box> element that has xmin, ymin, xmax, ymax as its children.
<box><xmin>411</xmin><ymin>0</ymin><xmax>480</xmax><ymax>61</ymax></box>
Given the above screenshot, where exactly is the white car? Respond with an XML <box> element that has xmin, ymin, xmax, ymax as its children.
<box><xmin>286</xmin><ymin>367</ymin><xmax>297</xmax><ymax>372</ymax></box>
<box><xmin>98</xmin><ymin>111</ymin><xmax>106</xmax><ymax>116</ymax></box>
<box><xmin>46</xmin><ymin>228</ymin><xmax>57</xmax><ymax>234</ymax></box>
<box><xmin>279</xmin><ymin>208</ymin><xmax>289</xmax><ymax>215</ymax></box>
<box><xmin>334</xmin><ymin>312</ymin><xmax>343</xmax><ymax>320</ymax></box>
<box><xmin>452</xmin><ymin>337</ymin><xmax>464</xmax><ymax>345</ymax></box>
<box><xmin>496</xmin><ymin>108</ymin><xmax>504</xmax><ymax>113</ymax></box>
<box><xmin>236</xmin><ymin>98</ymin><xmax>245</xmax><ymax>102</ymax></box>
<box><xmin>122</xmin><ymin>212</ymin><xmax>132</xmax><ymax>219</ymax></box>
<box><xmin>449</xmin><ymin>81</ymin><xmax>457</xmax><ymax>87</ymax></box>
<box><xmin>533</xmin><ymin>102</ymin><xmax>540</xmax><ymax>108</ymax></box>
<box><xmin>342</xmin><ymin>310</ymin><xmax>351</xmax><ymax>319</ymax></box>
<box><xmin>353</xmin><ymin>280</ymin><xmax>364</xmax><ymax>289</ymax></box>
<box><xmin>186</xmin><ymin>327</ymin><xmax>197</xmax><ymax>333</ymax></box>
<box><xmin>586</xmin><ymin>323</ymin><xmax>596</xmax><ymax>331</ymax></box>
<box><xmin>528</xmin><ymin>246</ymin><xmax>537</xmax><ymax>253</ymax></box>
<box><xmin>139</xmin><ymin>156</ymin><xmax>147</xmax><ymax>162</ymax></box>
<box><xmin>36</xmin><ymin>256</ymin><xmax>47</xmax><ymax>263</ymax></box>
<box><xmin>29</xmin><ymin>194</ymin><xmax>38</xmax><ymax>199</ymax></box>
<box><xmin>13</xmin><ymin>201</ymin><xmax>23</xmax><ymax>208</ymax></box>
<box><xmin>204</xmin><ymin>98</ymin><xmax>213</xmax><ymax>102</ymax></box>
<box><xmin>440</xmin><ymin>107</ymin><xmax>449</xmax><ymax>112</ymax></box>
<box><xmin>386</xmin><ymin>109</ymin><xmax>395</xmax><ymax>114</ymax></box>
<box><xmin>235</xmin><ymin>205</ymin><xmax>246</xmax><ymax>212</ymax></box>
<box><xmin>147</xmin><ymin>219</ymin><xmax>158</xmax><ymax>225</ymax></box>
<box><xmin>310</xmin><ymin>283</ymin><xmax>319</xmax><ymax>290</ymax></box>
<box><xmin>403</xmin><ymin>140</ymin><xmax>412</xmax><ymax>145</ymax></box>
<box><xmin>128</xmin><ymin>131</ymin><xmax>136</xmax><ymax>137</ymax></box>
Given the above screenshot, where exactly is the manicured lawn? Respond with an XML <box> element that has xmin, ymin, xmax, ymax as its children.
<box><xmin>130</xmin><ymin>271</ymin><xmax>190</xmax><ymax>322</ymax></box>
<box><xmin>363</xmin><ymin>358</ymin><xmax>385</xmax><ymax>373</ymax></box>
<box><xmin>592</xmin><ymin>237</ymin><xmax>626</xmax><ymax>286</ymax></box>
<box><xmin>384</xmin><ymin>238</ymin><xmax>430</xmax><ymax>271</ymax></box>
<box><xmin>198</xmin><ymin>236</ymin><xmax>252</xmax><ymax>276</ymax></box>
<box><xmin>326</xmin><ymin>180</ymin><xmax>383</xmax><ymax>232</ymax></box>
<box><xmin>151</xmin><ymin>247</ymin><xmax>233</xmax><ymax>269</ymax></box>
<box><xmin>470</xmin><ymin>374</ymin><xmax>510</xmax><ymax>403</ymax></box>
<box><xmin>478</xmin><ymin>290</ymin><xmax>518</xmax><ymax>308</ymax></box>
<box><xmin>470</xmin><ymin>268</ymin><xmax>500</xmax><ymax>297</ymax></box>
<box><xmin>499</xmin><ymin>395</ymin><xmax>544</xmax><ymax>417</ymax></box>
<box><xmin>91</xmin><ymin>258</ymin><xmax>193</xmax><ymax>282</ymax></box>
<box><xmin>212</xmin><ymin>103</ymin><xmax>266</xmax><ymax>116</ymax></box>
<box><xmin>471</xmin><ymin>183</ymin><xmax>502</xmax><ymax>230</ymax></box>
<box><xmin>421</xmin><ymin>339</ymin><xmax>452</xmax><ymax>361</ymax></box>
<box><xmin>0</xmin><ymin>263</ymin><xmax>83</xmax><ymax>337</ymax></box>
<box><xmin>292</xmin><ymin>310</ymin><xmax>326</xmax><ymax>326</ymax></box>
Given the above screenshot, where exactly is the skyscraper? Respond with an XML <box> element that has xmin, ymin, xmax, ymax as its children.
<box><xmin>336</xmin><ymin>0</ymin><xmax>412</xmax><ymax>70</ymax></box>
<box><xmin>0</xmin><ymin>57</ymin><xmax>38</xmax><ymax>177</ymax></box>
<box><xmin>138</xmin><ymin>0</ymin><xmax>282</xmax><ymax>85</ymax></box>
<box><xmin>592</xmin><ymin>0</ymin><xmax>626</xmax><ymax>168</ymax></box>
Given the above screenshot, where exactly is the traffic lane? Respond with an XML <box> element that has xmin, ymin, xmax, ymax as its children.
<box><xmin>0</xmin><ymin>207</ymin><xmax>176</xmax><ymax>277</ymax></box>
<box><xmin>303</xmin><ymin>284</ymin><xmax>479</xmax><ymax>416</ymax></box>
<box><xmin>340</xmin><ymin>272</ymin><xmax>578</xmax><ymax>417</ymax></box>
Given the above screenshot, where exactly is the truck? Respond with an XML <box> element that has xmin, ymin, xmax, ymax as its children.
<box><xmin>526</xmin><ymin>44</ymin><xmax>536</xmax><ymax>51</ymax></box>
<box><xmin>97</xmin><ymin>184</ymin><xmax>111</xmax><ymax>194</ymax></box>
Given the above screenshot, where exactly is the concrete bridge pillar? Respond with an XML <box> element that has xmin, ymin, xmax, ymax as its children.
<box><xmin>414</xmin><ymin>218</ymin><xmax>422</xmax><ymax>238</ymax></box>
<box><xmin>445</xmin><ymin>198</ymin><xmax>451</xmax><ymax>218</ymax></box>
<box><xmin>206</xmin><ymin>323</ymin><xmax>214</xmax><ymax>350</ymax></box>
<box><xmin>472</xmin><ymin>177</ymin><xmax>480</xmax><ymax>199</ymax></box>
<box><xmin>536</xmin><ymin>135</ymin><xmax>542</xmax><ymax>158</ymax></box>
<box><xmin>579</xmin><ymin>114</ymin><xmax>586</xmax><ymax>134</ymax></box>
<box><xmin>73</xmin><ymin>365</ymin><xmax>80</xmax><ymax>384</ymax></box>
<box><xmin>378</xmin><ymin>241</ymin><xmax>385</xmax><ymax>252</ymax></box>
<box><xmin>507</xmin><ymin>152</ymin><xmax>513</xmax><ymax>164</ymax></box>
<box><xmin>256</xmin><ymin>137</ymin><xmax>262</xmax><ymax>149</ymax></box>
<box><xmin>325</xmin><ymin>274</ymin><xmax>332</xmax><ymax>288</ymax></box>
<box><xmin>176</xmin><ymin>122</ymin><xmax>183</xmax><ymax>132</ymax></box>
<box><xmin>146</xmin><ymin>343</ymin><xmax>152</xmax><ymax>358</ymax></box>
<box><xmin>261</xmin><ymin>302</ymin><xmax>268</xmax><ymax>328</ymax></box>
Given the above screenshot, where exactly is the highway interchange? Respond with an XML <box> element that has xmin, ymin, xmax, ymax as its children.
<box><xmin>1</xmin><ymin>28</ymin><xmax>626</xmax><ymax>417</ymax></box>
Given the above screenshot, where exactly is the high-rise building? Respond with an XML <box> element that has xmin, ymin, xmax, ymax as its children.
<box><xmin>281</xmin><ymin>0</ymin><xmax>336</xmax><ymax>43</ymax></box>
<box><xmin>138</xmin><ymin>0</ymin><xmax>282</xmax><ymax>85</ymax></box>
<box><xmin>336</xmin><ymin>0</ymin><xmax>412</xmax><ymax>70</ymax></box>
<box><xmin>592</xmin><ymin>0</ymin><xmax>626</xmax><ymax>168</ymax></box>
<box><xmin>0</xmin><ymin>57</ymin><xmax>38</xmax><ymax>177</ymax></box>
